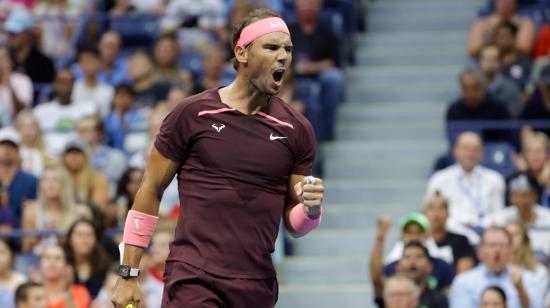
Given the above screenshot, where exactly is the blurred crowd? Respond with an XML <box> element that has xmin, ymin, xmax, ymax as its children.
<box><xmin>0</xmin><ymin>0</ymin><xmax>365</xmax><ymax>307</ymax></box>
<box><xmin>374</xmin><ymin>1</ymin><xmax>550</xmax><ymax>307</ymax></box>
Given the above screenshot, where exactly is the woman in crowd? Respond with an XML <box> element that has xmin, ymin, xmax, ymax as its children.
<box><xmin>21</xmin><ymin>165</ymin><xmax>77</xmax><ymax>253</ymax></box>
<box><xmin>504</xmin><ymin>221</ymin><xmax>549</xmax><ymax>296</ymax></box>
<box><xmin>61</xmin><ymin>141</ymin><xmax>109</xmax><ymax>209</ymax></box>
<box><xmin>15</xmin><ymin>110</ymin><xmax>56</xmax><ymax>177</ymax></box>
<box><xmin>64</xmin><ymin>218</ymin><xmax>111</xmax><ymax>299</ymax></box>
<box><xmin>0</xmin><ymin>238</ymin><xmax>26</xmax><ymax>293</ymax></box>
<box><xmin>39</xmin><ymin>243</ymin><xmax>90</xmax><ymax>308</ymax></box>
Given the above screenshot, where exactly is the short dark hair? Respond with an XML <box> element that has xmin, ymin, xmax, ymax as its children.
<box><xmin>403</xmin><ymin>240</ymin><xmax>430</xmax><ymax>259</ymax></box>
<box><xmin>231</xmin><ymin>8</ymin><xmax>282</xmax><ymax>70</ymax></box>
<box><xmin>115</xmin><ymin>84</ymin><xmax>136</xmax><ymax>98</ymax></box>
<box><xmin>77</xmin><ymin>46</ymin><xmax>100</xmax><ymax>59</ymax></box>
<box><xmin>15</xmin><ymin>281</ymin><xmax>43</xmax><ymax>303</ymax></box>
<box><xmin>482</xmin><ymin>286</ymin><xmax>507</xmax><ymax>303</ymax></box>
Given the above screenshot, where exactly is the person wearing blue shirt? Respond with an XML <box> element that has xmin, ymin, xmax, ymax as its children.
<box><xmin>0</xmin><ymin>129</ymin><xmax>37</xmax><ymax>229</ymax></box>
<box><xmin>449</xmin><ymin>227</ymin><xmax>543</xmax><ymax>308</ymax></box>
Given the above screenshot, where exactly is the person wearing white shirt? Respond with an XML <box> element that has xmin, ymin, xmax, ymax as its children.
<box><xmin>72</xmin><ymin>48</ymin><xmax>114</xmax><ymax>117</ymax></box>
<box><xmin>427</xmin><ymin>132</ymin><xmax>505</xmax><ymax>231</ymax></box>
<box><xmin>485</xmin><ymin>173</ymin><xmax>550</xmax><ymax>256</ymax></box>
<box><xmin>33</xmin><ymin>69</ymin><xmax>96</xmax><ymax>156</ymax></box>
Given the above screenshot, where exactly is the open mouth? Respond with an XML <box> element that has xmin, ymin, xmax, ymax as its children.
<box><xmin>273</xmin><ymin>68</ymin><xmax>285</xmax><ymax>82</ymax></box>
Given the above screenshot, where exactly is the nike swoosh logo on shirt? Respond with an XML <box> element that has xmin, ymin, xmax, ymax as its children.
<box><xmin>270</xmin><ymin>133</ymin><xmax>288</xmax><ymax>141</ymax></box>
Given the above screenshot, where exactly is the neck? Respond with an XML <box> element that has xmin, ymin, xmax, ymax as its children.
<box><xmin>0</xmin><ymin>166</ymin><xmax>17</xmax><ymax>184</ymax></box>
<box><xmin>431</xmin><ymin>227</ymin><xmax>447</xmax><ymax>241</ymax></box>
<box><xmin>0</xmin><ymin>268</ymin><xmax>12</xmax><ymax>280</ymax></box>
<box><xmin>298</xmin><ymin>19</ymin><xmax>317</xmax><ymax>34</ymax></box>
<box><xmin>132</xmin><ymin>75</ymin><xmax>153</xmax><ymax>91</ymax></box>
<box><xmin>518</xmin><ymin>208</ymin><xmax>535</xmax><ymax>224</ymax></box>
<box><xmin>45</xmin><ymin>199</ymin><xmax>61</xmax><ymax>210</ymax></box>
<box><xmin>84</xmin><ymin>75</ymin><xmax>97</xmax><ymax>87</ymax></box>
<box><xmin>75</xmin><ymin>254</ymin><xmax>90</xmax><ymax>266</ymax></box>
<box><xmin>219</xmin><ymin>75</ymin><xmax>271</xmax><ymax>115</ymax></box>
<box><xmin>45</xmin><ymin>277</ymin><xmax>67</xmax><ymax>293</ymax></box>
<box><xmin>15</xmin><ymin>44</ymin><xmax>32</xmax><ymax>62</ymax></box>
<box><xmin>461</xmin><ymin>165</ymin><xmax>475</xmax><ymax>174</ymax></box>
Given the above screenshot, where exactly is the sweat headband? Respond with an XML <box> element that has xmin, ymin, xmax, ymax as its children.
<box><xmin>236</xmin><ymin>17</ymin><xmax>290</xmax><ymax>48</ymax></box>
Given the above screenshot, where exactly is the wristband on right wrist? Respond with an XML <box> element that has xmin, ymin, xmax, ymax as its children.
<box><xmin>289</xmin><ymin>203</ymin><xmax>322</xmax><ymax>234</ymax></box>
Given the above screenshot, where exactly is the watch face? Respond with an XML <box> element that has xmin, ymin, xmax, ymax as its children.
<box><xmin>119</xmin><ymin>266</ymin><xmax>130</xmax><ymax>277</ymax></box>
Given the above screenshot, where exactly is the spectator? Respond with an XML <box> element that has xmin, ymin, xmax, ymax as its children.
<box><xmin>194</xmin><ymin>45</ymin><xmax>231</xmax><ymax>93</ymax></box>
<box><xmin>141</xmin><ymin>218</ymin><xmax>175</xmax><ymax>308</ymax></box>
<box><xmin>427</xmin><ymin>131</ymin><xmax>506</xmax><ymax>233</ymax></box>
<box><xmin>383</xmin><ymin>274</ymin><xmax>421</xmax><ymax>308</ymax></box>
<box><xmin>103</xmin><ymin>84</ymin><xmax>148</xmax><ymax>152</ymax></box>
<box><xmin>478</xmin><ymin>45</ymin><xmax>522</xmax><ymax>118</ymax></box>
<box><xmin>467</xmin><ymin>0</ymin><xmax>535</xmax><ymax>58</ymax></box>
<box><xmin>289</xmin><ymin>0</ymin><xmax>344</xmax><ymax>141</ymax></box>
<box><xmin>152</xmin><ymin>35</ymin><xmax>193</xmax><ymax>93</ymax></box>
<box><xmin>5</xmin><ymin>8</ymin><xmax>55</xmax><ymax>83</ymax></box>
<box><xmin>493</xmin><ymin>21</ymin><xmax>531</xmax><ymax>89</ymax></box>
<box><xmin>446</xmin><ymin>69</ymin><xmax>512</xmax><ymax>142</ymax></box>
<box><xmin>504</xmin><ymin>221</ymin><xmax>549</xmax><ymax>295</ymax></box>
<box><xmin>32</xmin><ymin>0</ymin><xmax>80</xmax><ymax>58</ymax></box>
<box><xmin>370</xmin><ymin>215</ymin><xmax>455</xmax><ymax>295</ymax></box>
<box><xmin>373</xmin><ymin>241</ymin><xmax>448</xmax><ymax>308</ymax></box>
<box><xmin>0</xmin><ymin>239</ymin><xmax>26</xmax><ymax>293</ymax></box>
<box><xmin>129</xmin><ymin>0</ymin><xmax>167</xmax><ymax>13</ymax></box>
<box><xmin>14</xmin><ymin>281</ymin><xmax>47</xmax><ymax>308</ymax></box>
<box><xmin>15</xmin><ymin>110</ymin><xmax>56</xmax><ymax>178</ymax></box>
<box><xmin>0</xmin><ymin>128</ymin><xmax>37</xmax><ymax>230</ymax></box>
<box><xmin>485</xmin><ymin>173</ymin><xmax>550</xmax><ymax>256</ymax></box>
<box><xmin>163</xmin><ymin>86</ymin><xmax>189</xmax><ymax>111</ymax></box>
<box><xmin>510</xmin><ymin>132</ymin><xmax>550</xmax><ymax>206</ymax></box>
<box><xmin>105</xmin><ymin>167</ymin><xmax>143</xmax><ymax>228</ymax></box>
<box><xmin>480</xmin><ymin>286</ymin><xmax>508</xmax><ymax>308</ymax></box>
<box><xmin>60</xmin><ymin>140</ymin><xmax>109</xmax><ymax>209</ymax></box>
<box><xmin>33</xmin><ymin>69</ymin><xmax>96</xmax><ymax>156</ymax></box>
<box><xmin>160</xmin><ymin>0</ymin><xmax>226</xmax><ymax>50</ymax></box>
<box><xmin>21</xmin><ymin>165</ymin><xmax>77</xmax><ymax>253</ymax></box>
<box><xmin>73</xmin><ymin>31</ymin><xmax>129</xmax><ymax>86</ymax></box>
<box><xmin>423</xmin><ymin>192</ymin><xmax>476</xmax><ymax>273</ymax></box>
<box><xmin>39</xmin><ymin>243</ymin><xmax>91</xmax><ymax>308</ymax></box>
<box><xmin>449</xmin><ymin>227</ymin><xmax>543</xmax><ymax>308</ymax></box>
<box><xmin>385</xmin><ymin>213</ymin><xmax>454</xmax><ymax>265</ymax></box>
<box><xmin>75</xmin><ymin>115</ymin><xmax>126</xmax><ymax>193</ymax></box>
<box><xmin>520</xmin><ymin>65</ymin><xmax>550</xmax><ymax>137</ymax></box>
<box><xmin>0</xmin><ymin>46</ymin><xmax>32</xmax><ymax>126</ymax></box>
<box><xmin>127</xmin><ymin>50</ymin><xmax>171</xmax><ymax>110</ymax></box>
<box><xmin>72</xmin><ymin>48</ymin><xmax>115</xmax><ymax>117</ymax></box>
<box><xmin>64</xmin><ymin>218</ymin><xmax>110</xmax><ymax>299</ymax></box>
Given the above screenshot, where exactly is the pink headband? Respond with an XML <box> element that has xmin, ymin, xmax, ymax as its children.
<box><xmin>236</xmin><ymin>17</ymin><xmax>290</xmax><ymax>48</ymax></box>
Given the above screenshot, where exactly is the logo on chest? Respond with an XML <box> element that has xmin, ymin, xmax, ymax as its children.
<box><xmin>269</xmin><ymin>133</ymin><xmax>287</xmax><ymax>141</ymax></box>
<box><xmin>212</xmin><ymin>123</ymin><xmax>225</xmax><ymax>133</ymax></box>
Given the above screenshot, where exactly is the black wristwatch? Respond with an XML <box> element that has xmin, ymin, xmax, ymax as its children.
<box><xmin>118</xmin><ymin>265</ymin><xmax>140</xmax><ymax>280</ymax></box>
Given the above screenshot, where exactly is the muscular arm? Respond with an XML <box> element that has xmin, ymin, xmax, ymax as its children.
<box><xmin>121</xmin><ymin>146</ymin><xmax>179</xmax><ymax>268</ymax></box>
<box><xmin>468</xmin><ymin>19</ymin><xmax>486</xmax><ymax>58</ymax></box>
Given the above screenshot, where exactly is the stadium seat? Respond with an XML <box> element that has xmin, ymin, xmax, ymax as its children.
<box><xmin>480</xmin><ymin>142</ymin><xmax>516</xmax><ymax>177</ymax></box>
<box><xmin>109</xmin><ymin>14</ymin><xmax>160</xmax><ymax>49</ymax></box>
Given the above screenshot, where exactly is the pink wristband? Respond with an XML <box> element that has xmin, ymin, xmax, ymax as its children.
<box><xmin>289</xmin><ymin>203</ymin><xmax>322</xmax><ymax>234</ymax></box>
<box><xmin>123</xmin><ymin>210</ymin><xmax>159</xmax><ymax>248</ymax></box>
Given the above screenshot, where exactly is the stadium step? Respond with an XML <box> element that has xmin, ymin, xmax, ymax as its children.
<box><xmin>276</xmin><ymin>0</ymin><xmax>479</xmax><ymax>306</ymax></box>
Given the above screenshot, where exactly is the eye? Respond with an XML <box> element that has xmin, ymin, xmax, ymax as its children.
<box><xmin>285</xmin><ymin>47</ymin><xmax>292</xmax><ymax>53</ymax></box>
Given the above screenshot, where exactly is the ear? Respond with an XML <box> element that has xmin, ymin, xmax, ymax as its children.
<box><xmin>234</xmin><ymin>45</ymin><xmax>249</xmax><ymax>67</ymax></box>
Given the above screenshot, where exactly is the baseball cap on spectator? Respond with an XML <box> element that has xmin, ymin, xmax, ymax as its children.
<box><xmin>4</xmin><ymin>9</ymin><xmax>34</xmax><ymax>33</ymax></box>
<box><xmin>0</xmin><ymin>128</ymin><xmax>21</xmax><ymax>148</ymax></box>
<box><xmin>399</xmin><ymin>213</ymin><xmax>431</xmax><ymax>232</ymax></box>
<box><xmin>62</xmin><ymin>139</ymin><xmax>87</xmax><ymax>154</ymax></box>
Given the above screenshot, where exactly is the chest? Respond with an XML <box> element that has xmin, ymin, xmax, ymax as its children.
<box><xmin>189</xmin><ymin>115</ymin><xmax>296</xmax><ymax>178</ymax></box>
